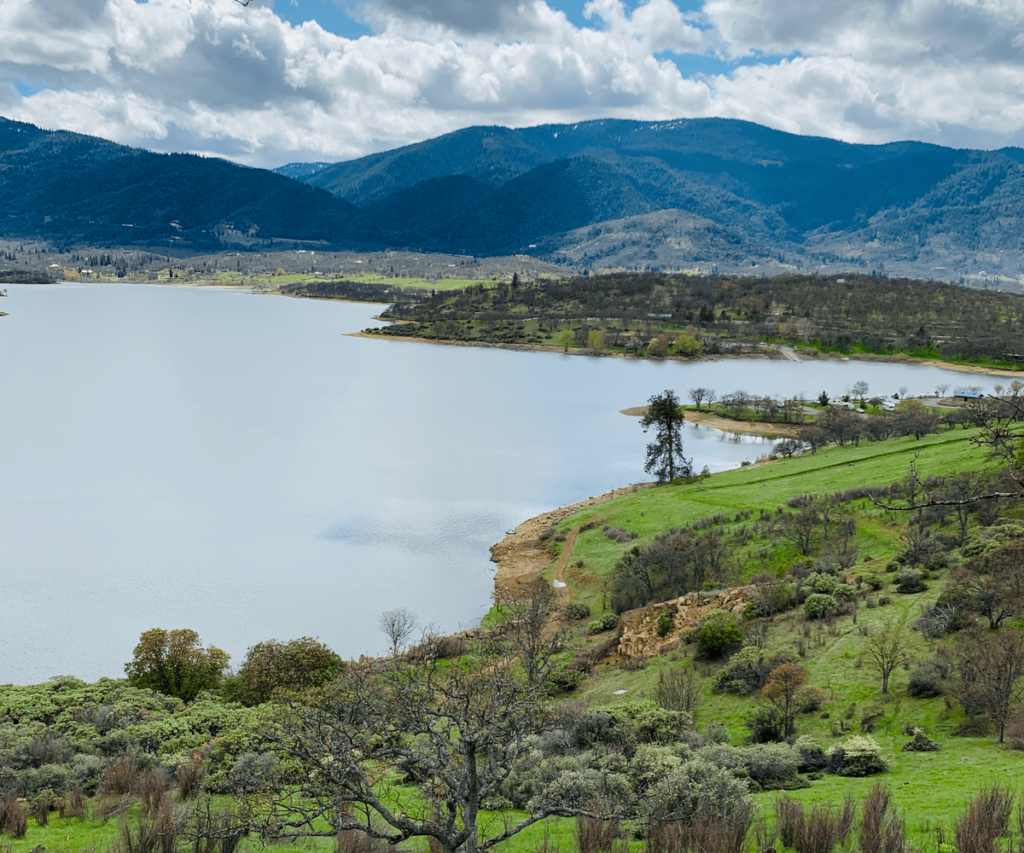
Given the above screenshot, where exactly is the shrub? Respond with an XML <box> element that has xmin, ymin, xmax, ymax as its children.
<box><xmin>794</xmin><ymin>736</ymin><xmax>827</xmax><ymax>772</ymax></box>
<box><xmin>807</xmin><ymin>573</ymin><xmax>838</xmax><ymax>595</ymax></box>
<box><xmin>743</xmin><ymin>742</ymin><xmax>805</xmax><ymax>790</ymax></box>
<box><xmin>745</xmin><ymin>705</ymin><xmax>785</xmax><ymax>744</ymax></box>
<box><xmin>695</xmin><ymin>610</ymin><xmax>743</xmax><ymax>660</ymax></box>
<box><xmin>565</xmin><ymin>602</ymin><xmax>591</xmax><ymax>621</ymax></box>
<box><xmin>603</xmin><ymin>526</ymin><xmax>638</xmax><ymax>543</ymax></box>
<box><xmin>893</xmin><ymin>568</ymin><xmax>926</xmax><ymax>594</ymax></box>
<box><xmin>862</xmin><ymin>573</ymin><xmax>886</xmax><ymax>590</ymax></box>
<box><xmin>0</xmin><ymin>795</ymin><xmax>28</xmax><ymax>838</ymax></box>
<box><xmin>657</xmin><ymin>608</ymin><xmax>675</xmax><ymax>637</ymax></box>
<box><xmin>775</xmin><ymin>794</ymin><xmax>855</xmax><ymax>853</ymax></box>
<box><xmin>645</xmin><ymin>757</ymin><xmax>754</xmax><ymax>826</ymax></box>
<box><xmin>833</xmin><ymin>584</ymin><xmax>857</xmax><ymax>601</ymax></box>
<box><xmin>907</xmin><ymin>663</ymin><xmax>945</xmax><ymax>698</ymax></box>
<box><xmin>902</xmin><ymin>730</ymin><xmax>941</xmax><ymax>752</ymax></box>
<box><xmin>654</xmin><ymin>668</ymin><xmax>703</xmax><ymax>718</ymax></box>
<box><xmin>588</xmin><ymin>612</ymin><xmax>620</xmax><ymax>634</ymax></box>
<box><xmin>795</xmin><ymin>685</ymin><xmax>826</xmax><ymax>714</ymax></box>
<box><xmin>826</xmin><ymin>736</ymin><xmax>888</xmax><ymax>777</ymax></box>
<box><xmin>599</xmin><ymin>700</ymin><xmax>691</xmax><ymax>744</ymax></box>
<box><xmin>545</xmin><ymin>666</ymin><xmax>584</xmax><ymax>695</ymax></box>
<box><xmin>804</xmin><ymin>594</ymin><xmax>838</xmax><ymax>620</ymax></box>
<box><xmin>954</xmin><ymin>785</ymin><xmax>1014</xmax><ymax>853</ymax></box>
<box><xmin>712</xmin><ymin>647</ymin><xmax>792</xmax><ymax>695</ymax></box>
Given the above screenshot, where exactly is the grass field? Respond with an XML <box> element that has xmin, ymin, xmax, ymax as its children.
<box><xmin>545</xmin><ymin>427</ymin><xmax>996</xmax><ymax>616</ymax></box>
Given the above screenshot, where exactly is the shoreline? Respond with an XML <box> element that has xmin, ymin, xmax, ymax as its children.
<box><xmin>490</xmin><ymin>484</ymin><xmax>650</xmax><ymax>596</ymax></box>
<box><xmin>620</xmin><ymin>406</ymin><xmax>800</xmax><ymax>438</ymax></box>
<box><xmin>348</xmin><ymin>329</ymin><xmax>1024</xmax><ymax>378</ymax></box>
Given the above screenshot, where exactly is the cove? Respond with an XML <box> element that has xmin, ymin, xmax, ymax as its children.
<box><xmin>0</xmin><ymin>283</ymin><xmax>990</xmax><ymax>684</ymax></box>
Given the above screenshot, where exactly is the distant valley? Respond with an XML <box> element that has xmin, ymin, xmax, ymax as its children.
<box><xmin>3</xmin><ymin>115</ymin><xmax>1024</xmax><ymax>286</ymax></box>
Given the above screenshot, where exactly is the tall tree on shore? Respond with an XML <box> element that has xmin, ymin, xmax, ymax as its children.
<box><xmin>640</xmin><ymin>390</ymin><xmax>692</xmax><ymax>483</ymax></box>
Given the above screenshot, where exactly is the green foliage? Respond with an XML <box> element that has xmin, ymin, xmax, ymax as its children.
<box><xmin>656</xmin><ymin>608</ymin><xmax>675</xmax><ymax>638</ymax></box>
<box><xmin>588</xmin><ymin>612</ymin><xmax>620</xmax><ymax>634</ymax></box>
<box><xmin>742</xmin><ymin>742</ymin><xmax>806</xmax><ymax>790</ymax></box>
<box><xmin>804</xmin><ymin>593</ymin><xmax>839</xmax><ymax>620</ymax></box>
<box><xmin>565</xmin><ymin>602</ymin><xmax>591</xmax><ymax>621</ymax></box>
<box><xmin>695</xmin><ymin>609</ymin><xmax>744</xmax><ymax>660</ymax></box>
<box><xmin>226</xmin><ymin>636</ymin><xmax>343</xmax><ymax>706</ymax></box>
<box><xmin>644</xmin><ymin>756</ymin><xmax>753</xmax><ymax>824</ymax></box>
<box><xmin>712</xmin><ymin>647</ymin><xmax>793</xmax><ymax>695</ymax></box>
<box><xmin>826</xmin><ymin>736</ymin><xmax>889</xmax><ymax>777</ymax></box>
<box><xmin>124</xmin><ymin>628</ymin><xmax>230</xmax><ymax>702</ymax></box>
<box><xmin>545</xmin><ymin>666</ymin><xmax>584</xmax><ymax>695</ymax></box>
<box><xmin>597</xmin><ymin>700</ymin><xmax>692</xmax><ymax>744</ymax></box>
<box><xmin>640</xmin><ymin>390</ymin><xmax>693</xmax><ymax>483</ymax></box>
<box><xmin>894</xmin><ymin>568</ymin><xmax>927</xmax><ymax>594</ymax></box>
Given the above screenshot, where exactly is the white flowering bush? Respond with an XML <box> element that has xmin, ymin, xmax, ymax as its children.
<box><xmin>826</xmin><ymin>735</ymin><xmax>888</xmax><ymax>777</ymax></box>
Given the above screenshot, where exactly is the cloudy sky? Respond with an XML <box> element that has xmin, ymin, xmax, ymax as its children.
<box><xmin>2</xmin><ymin>0</ymin><xmax>1023</xmax><ymax>169</ymax></box>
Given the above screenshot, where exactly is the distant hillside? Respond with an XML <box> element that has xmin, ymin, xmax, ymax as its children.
<box><xmin>296</xmin><ymin>118</ymin><xmax>1024</xmax><ymax>285</ymax></box>
<box><xmin>274</xmin><ymin>161</ymin><xmax>336</xmax><ymax>180</ymax></box>
<box><xmin>6</xmin><ymin>114</ymin><xmax>1024</xmax><ymax>285</ymax></box>
<box><xmin>0</xmin><ymin>118</ymin><xmax>381</xmax><ymax>251</ymax></box>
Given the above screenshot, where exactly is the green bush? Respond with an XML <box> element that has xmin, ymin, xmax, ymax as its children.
<box><xmin>794</xmin><ymin>736</ymin><xmax>826</xmax><ymax>772</ymax></box>
<box><xmin>545</xmin><ymin>666</ymin><xmax>584</xmax><ymax>695</ymax></box>
<box><xmin>862</xmin><ymin>573</ymin><xmax>886</xmax><ymax>590</ymax></box>
<box><xmin>806</xmin><ymin>573</ymin><xmax>838</xmax><ymax>595</ymax></box>
<box><xmin>902</xmin><ymin>730</ymin><xmax>941</xmax><ymax>752</ymax></box>
<box><xmin>588</xmin><ymin>612</ymin><xmax>620</xmax><ymax>634</ymax></box>
<box><xmin>804</xmin><ymin>594</ymin><xmax>839</xmax><ymax>620</ymax></box>
<box><xmin>742</xmin><ymin>742</ymin><xmax>806</xmax><ymax>790</ymax></box>
<box><xmin>826</xmin><ymin>736</ymin><xmax>888</xmax><ymax>776</ymax></box>
<box><xmin>598</xmin><ymin>700</ymin><xmax>692</xmax><ymax>744</ymax></box>
<box><xmin>712</xmin><ymin>647</ymin><xmax>792</xmax><ymax>695</ymax></box>
<box><xmin>644</xmin><ymin>757</ymin><xmax>753</xmax><ymax>825</ymax></box>
<box><xmin>566</xmin><ymin>602</ymin><xmax>591</xmax><ymax>621</ymax></box>
<box><xmin>657</xmin><ymin>608</ymin><xmax>675</xmax><ymax>637</ymax></box>
<box><xmin>894</xmin><ymin>567</ymin><xmax>926</xmax><ymax>593</ymax></box>
<box><xmin>744</xmin><ymin>705</ymin><xmax>785</xmax><ymax>744</ymax></box>
<box><xmin>907</xmin><ymin>663</ymin><xmax>945</xmax><ymax>698</ymax></box>
<box><xmin>695</xmin><ymin>610</ymin><xmax>743</xmax><ymax>660</ymax></box>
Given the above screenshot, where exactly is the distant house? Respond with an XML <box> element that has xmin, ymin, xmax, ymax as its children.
<box><xmin>953</xmin><ymin>389</ymin><xmax>983</xmax><ymax>402</ymax></box>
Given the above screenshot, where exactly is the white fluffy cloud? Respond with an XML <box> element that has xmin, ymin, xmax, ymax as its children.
<box><xmin>1</xmin><ymin>0</ymin><xmax>1023</xmax><ymax>169</ymax></box>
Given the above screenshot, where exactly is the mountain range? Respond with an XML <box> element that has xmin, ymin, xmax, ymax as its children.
<box><xmin>4</xmin><ymin>114</ymin><xmax>1024</xmax><ymax>283</ymax></box>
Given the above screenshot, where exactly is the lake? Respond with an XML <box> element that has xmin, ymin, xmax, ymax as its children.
<box><xmin>0</xmin><ymin>283</ymin><xmax>990</xmax><ymax>684</ymax></box>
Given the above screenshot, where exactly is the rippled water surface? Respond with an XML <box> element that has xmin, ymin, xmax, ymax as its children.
<box><xmin>0</xmin><ymin>284</ymin><xmax>989</xmax><ymax>683</ymax></box>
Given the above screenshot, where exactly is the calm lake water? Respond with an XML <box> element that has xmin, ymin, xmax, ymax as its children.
<box><xmin>0</xmin><ymin>283</ymin><xmax>991</xmax><ymax>684</ymax></box>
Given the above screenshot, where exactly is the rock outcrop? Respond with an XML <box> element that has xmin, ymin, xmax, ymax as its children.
<box><xmin>616</xmin><ymin>586</ymin><xmax>753</xmax><ymax>660</ymax></box>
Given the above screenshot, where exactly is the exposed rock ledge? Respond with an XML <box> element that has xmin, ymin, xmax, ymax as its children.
<box><xmin>616</xmin><ymin>586</ymin><xmax>753</xmax><ymax>661</ymax></box>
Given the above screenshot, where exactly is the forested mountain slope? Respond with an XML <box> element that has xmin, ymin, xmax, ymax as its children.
<box><xmin>297</xmin><ymin>118</ymin><xmax>1024</xmax><ymax>283</ymax></box>
<box><xmin>0</xmin><ymin>118</ymin><xmax>382</xmax><ymax>251</ymax></box>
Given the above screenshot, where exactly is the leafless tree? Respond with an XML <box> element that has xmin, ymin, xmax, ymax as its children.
<box><xmin>955</xmin><ymin>627</ymin><xmax>1024</xmax><ymax>743</ymax></box>
<box><xmin>241</xmin><ymin>635</ymin><xmax>623</xmax><ymax>852</ymax></box>
<box><xmin>379</xmin><ymin>608</ymin><xmax>417</xmax><ymax>656</ymax></box>
<box><xmin>490</xmin><ymin>577</ymin><xmax>566</xmax><ymax>688</ymax></box>
<box><xmin>954</xmin><ymin>541</ymin><xmax>1024</xmax><ymax>630</ymax></box>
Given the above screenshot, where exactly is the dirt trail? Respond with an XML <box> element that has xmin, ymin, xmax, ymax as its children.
<box><xmin>550</xmin><ymin>526</ymin><xmax>580</xmax><ymax>605</ymax></box>
<box><xmin>491</xmin><ymin>485</ymin><xmax>645</xmax><ymax>598</ymax></box>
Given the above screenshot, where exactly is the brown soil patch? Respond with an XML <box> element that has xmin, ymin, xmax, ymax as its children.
<box><xmin>490</xmin><ymin>485</ymin><xmax>649</xmax><ymax>597</ymax></box>
<box><xmin>621</xmin><ymin>406</ymin><xmax>800</xmax><ymax>438</ymax></box>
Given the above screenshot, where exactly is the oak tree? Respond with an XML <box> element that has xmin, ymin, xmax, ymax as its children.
<box><xmin>125</xmin><ymin>628</ymin><xmax>230</xmax><ymax>702</ymax></box>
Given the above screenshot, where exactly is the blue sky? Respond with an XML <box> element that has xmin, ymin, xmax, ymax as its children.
<box><xmin>1</xmin><ymin>0</ymin><xmax>1022</xmax><ymax>169</ymax></box>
